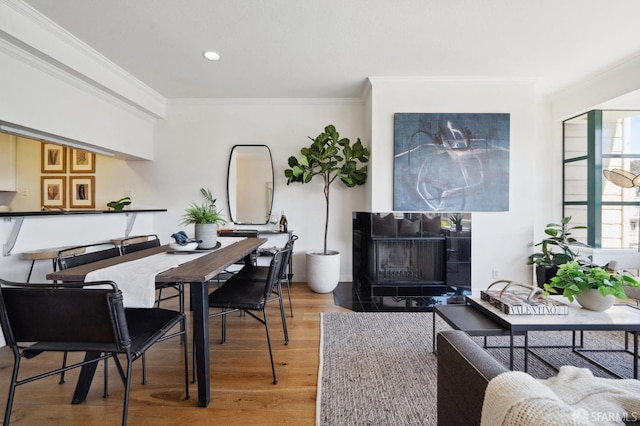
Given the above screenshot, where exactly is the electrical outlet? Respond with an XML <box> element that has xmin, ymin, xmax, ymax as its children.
<box><xmin>21</xmin><ymin>187</ymin><xmax>28</xmax><ymax>196</ymax></box>
<box><xmin>492</xmin><ymin>269</ymin><xmax>499</xmax><ymax>279</ymax></box>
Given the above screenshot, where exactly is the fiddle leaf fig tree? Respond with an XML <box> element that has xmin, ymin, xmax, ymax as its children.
<box><xmin>284</xmin><ymin>124</ymin><xmax>369</xmax><ymax>255</ymax></box>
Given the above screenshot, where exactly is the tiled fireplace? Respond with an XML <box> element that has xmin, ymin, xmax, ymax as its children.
<box><xmin>351</xmin><ymin>212</ymin><xmax>471</xmax><ymax>311</ymax></box>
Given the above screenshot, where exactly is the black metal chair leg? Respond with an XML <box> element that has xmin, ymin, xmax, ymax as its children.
<box><xmin>4</xmin><ymin>356</ymin><xmax>21</xmax><ymax>426</ymax></box>
<box><xmin>221</xmin><ymin>311</ymin><xmax>227</xmax><ymax>344</ymax></box>
<box><xmin>262</xmin><ymin>309</ymin><xmax>277</xmax><ymax>384</ymax></box>
<box><xmin>59</xmin><ymin>352</ymin><xmax>67</xmax><ymax>384</ymax></box>
<box><xmin>122</xmin><ymin>357</ymin><xmax>133</xmax><ymax>426</ymax></box>
<box><xmin>141</xmin><ymin>353</ymin><xmax>147</xmax><ymax>384</ymax></box>
<box><xmin>276</xmin><ymin>281</ymin><xmax>289</xmax><ymax>344</ymax></box>
<box><xmin>285</xmin><ymin>277</ymin><xmax>294</xmax><ymax>318</ymax></box>
<box><xmin>103</xmin><ymin>357</ymin><xmax>109</xmax><ymax>398</ymax></box>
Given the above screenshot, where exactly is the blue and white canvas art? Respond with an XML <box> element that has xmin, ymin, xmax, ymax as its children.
<box><xmin>394</xmin><ymin>113</ymin><xmax>510</xmax><ymax>212</ymax></box>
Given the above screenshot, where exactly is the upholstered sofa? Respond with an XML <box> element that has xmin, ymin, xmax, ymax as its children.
<box><xmin>436</xmin><ymin>330</ymin><xmax>640</xmax><ymax>425</ymax></box>
<box><xmin>436</xmin><ymin>330</ymin><xmax>507</xmax><ymax>426</ymax></box>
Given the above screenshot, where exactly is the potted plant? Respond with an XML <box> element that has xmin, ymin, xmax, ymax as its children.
<box><xmin>181</xmin><ymin>188</ymin><xmax>226</xmax><ymax>249</ymax></box>
<box><xmin>543</xmin><ymin>261</ymin><xmax>640</xmax><ymax>311</ymax></box>
<box><xmin>284</xmin><ymin>124</ymin><xmax>369</xmax><ymax>293</ymax></box>
<box><xmin>106</xmin><ymin>196</ymin><xmax>131</xmax><ymax>210</ymax></box>
<box><xmin>449</xmin><ymin>213</ymin><xmax>464</xmax><ymax>232</ymax></box>
<box><xmin>528</xmin><ymin>216</ymin><xmax>587</xmax><ymax>287</ymax></box>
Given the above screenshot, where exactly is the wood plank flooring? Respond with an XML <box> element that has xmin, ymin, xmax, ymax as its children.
<box><xmin>0</xmin><ymin>283</ymin><xmax>351</xmax><ymax>425</ymax></box>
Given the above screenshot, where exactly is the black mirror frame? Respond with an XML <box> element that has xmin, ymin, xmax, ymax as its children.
<box><xmin>226</xmin><ymin>144</ymin><xmax>274</xmax><ymax>225</ymax></box>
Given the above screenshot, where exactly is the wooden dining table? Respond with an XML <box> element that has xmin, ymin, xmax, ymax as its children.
<box><xmin>47</xmin><ymin>237</ymin><xmax>267</xmax><ymax>407</ymax></box>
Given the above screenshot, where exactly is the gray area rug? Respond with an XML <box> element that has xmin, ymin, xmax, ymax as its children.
<box><xmin>317</xmin><ymin>312</ymin><xmax>438</xmax><ymax>426</ymax></box>
<box><xmin>317</xmin><ymin>311</ymin><xmax>637</xmax><ymax>426</ymax></box>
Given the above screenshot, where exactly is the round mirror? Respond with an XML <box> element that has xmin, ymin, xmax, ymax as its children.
<box><xmin>227</xmin><ymin>145</ymin><xmax>274</xmax><ymax>224</ymax></box>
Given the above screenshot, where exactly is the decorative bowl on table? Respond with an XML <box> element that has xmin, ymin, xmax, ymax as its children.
<box><xmin>169</xmin><ymin>242</ymin><xmax>199</xmax><ymax>251</ymax></box>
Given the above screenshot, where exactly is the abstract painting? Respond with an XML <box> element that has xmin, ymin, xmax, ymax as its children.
<box><xmin>394</xmin><ymin>113</ymin><xmax>510</xmax><ymax>212</ymax></box>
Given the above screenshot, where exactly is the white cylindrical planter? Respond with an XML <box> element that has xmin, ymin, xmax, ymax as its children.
<box><xmin>195</xmin><ymin>223</ymin><xmax>218</xmax><ymax>249</ymax></box>
<box><xmin>306</xmin><ymin>250</ymin><xmax>340</xmax><ymax>293</ymax></box>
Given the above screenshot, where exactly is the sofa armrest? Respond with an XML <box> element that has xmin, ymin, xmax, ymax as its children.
<box><xmin>437</xmin><ymin>330</ymin><xmax>508</xmax><ymax>426</ymax></box>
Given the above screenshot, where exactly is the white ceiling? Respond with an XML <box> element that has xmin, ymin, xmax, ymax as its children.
<box><xmin>21</xmin><ymin>0</ymin><xmax>640</xmax><ymax>100</ymax></box>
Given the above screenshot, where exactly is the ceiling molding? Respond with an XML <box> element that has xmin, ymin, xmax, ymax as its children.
<box><xmin>0</xmin><ymin>0</ymin><xmax>166</xmax><ymax>118</ymax></box>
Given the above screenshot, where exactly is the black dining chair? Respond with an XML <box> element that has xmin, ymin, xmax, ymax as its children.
<box><xmin>228</xmin><ymin>234</ymin><xmax>298</xmax><ymax>345</ymax></box>
<box><xmin>57</xmin><ymin>242</ymin><xmax>121</xmax><ymax>271</ymax></box>
<box><xmin>234</xmin><ymin>234</ymin><xmax>298</xmax><ymax>319</ymax></box>
<box><xmin>0</xmin><ymin>279</ymin><xmax>189</xmax><ymax>426</ymax></box>
<box><xmin>118</xmin><ymin>234</ymin><xmax>160</xmax><ymax>254</ymax></box>
<box><xmin>56</xmin><ymin>242</ymin><xmax>122</xmax><ymax>386</ymax></box>
<box><xmin>119</xmin><ymin>234</ymin><xmax>184</xmax><ymax>313</ymax></box>
<box><xmin>207</xmin><ymin>247</ymin><xmax>290</xmax><ymax>384</ymax></box>
<box><xmin>215</xmin><ymin>230</ymin><xmax>260</xmax><ymax>281</ymax></box>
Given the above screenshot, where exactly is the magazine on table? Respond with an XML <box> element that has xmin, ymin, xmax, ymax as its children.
<box><xmin>480</xmin><ymin>280</ymin><xmax>569</xmax><ymax>315</ymax></box>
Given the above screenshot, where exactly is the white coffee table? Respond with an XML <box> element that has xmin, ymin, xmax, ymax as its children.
<box><xmin>466</xmin><ymin>295</ymin><xmax>640</xmax><ymax>378</ymax></box>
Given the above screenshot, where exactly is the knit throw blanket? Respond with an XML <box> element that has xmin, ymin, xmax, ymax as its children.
<box><xmin>481</xmin><ymin>366</ymin><xmax>640</xmax><ymax>425</ymax></box>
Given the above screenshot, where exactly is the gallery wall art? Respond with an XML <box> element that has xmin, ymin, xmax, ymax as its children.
<box><xmin>40</xmin><ymin>143</ymin><xmax>97</xmax><ymax>210</ymax></box>
<box><xmin>394</xmin><ymin>113</ymin><xmax>510</xmax><ymax>212</ymax></box>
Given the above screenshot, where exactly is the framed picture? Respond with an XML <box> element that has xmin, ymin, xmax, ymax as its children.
<box><xmin>70</xmin><ymin>148</ymin><xmax>95</xmax><ymax>173</ymax></box>
<box><xmin>41</xmin><ymin>143</ymin><xmax>66</xmax><ymax>173</ymax></box>
<box><xmin>69</xmin><ymin>176</ymin><xmax>95</xmax><ymax>209</ymax></box>
<box><xmin>41</xmin><ymin>176</ymin><xmax>66</xmax><ymax>208</ymax></box>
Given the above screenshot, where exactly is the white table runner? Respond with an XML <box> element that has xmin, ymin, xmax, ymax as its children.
<box><xmin>85</xmin><ymin>237</ymin><xmax>245</xmax><ymax>308</ymax></box>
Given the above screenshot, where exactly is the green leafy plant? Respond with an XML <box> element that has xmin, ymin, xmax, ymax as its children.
<box><xmin>284</xmin><ymin>124</ymin><xmax>369</xmax><ymax>255</ymax></box>
<box><xmin>543</xmin><ymin>261</ymin><xmax>640</xmax><ymax>302</ymax></box>
<box><xmin>106</xmin><ymin>196</ymin><xmax>131</xmax><ymax>210</ymax></box>
<box><xmin>181</xmin><ymin>188</ymin><xmax>226</xmax><ymax>225</ymax></box>
<box><xmin>528</xmin><ymin>216</ymin><xmax>587</xmax><ymax>268</ymax></box>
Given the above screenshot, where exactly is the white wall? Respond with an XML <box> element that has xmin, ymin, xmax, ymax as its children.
<box><xmin>366</xmin><ymin>78</ymin><xmax>538</xmax><ymax>287</ymax></box>
<box><xmin>139</xmin><ymin>99</ymin><xmax>366</xmax><ymax>282</ymax></box>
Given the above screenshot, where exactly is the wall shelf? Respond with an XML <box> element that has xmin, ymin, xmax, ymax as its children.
<box><xmin>1</xmin><ymin>209</ymin><xmax>167</xmax><ymax>256</ymax></box>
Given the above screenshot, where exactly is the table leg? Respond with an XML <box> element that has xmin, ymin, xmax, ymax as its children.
<box><xmin>635</xmin><ymin>332</ymin><xmax>638</xmax><ymax>379</ymax></box>
<box><xmin>190</xmin><ymin>281</ymin><xmax>210</xmax><ymax>407</ymax></box>
<box><xmin>432</xmin><ymin>309</ymin><xmax>436</xmax><ymax>353</ymax></box>
<box><xmin>509</xmin><ymin>331</ymin><xmax>514</xmax><ymax>370</ymax></box>
<box><xmin>26</xmin><ymin>260</ymin><xmax>35</xmax><ymax>283</ymax></box>
<box><xmin>524</xmin><ymin>332</ymin><xmax>528</xmax><ymax>372</ymax></box>
<box><xmin>72</xmin><ymin>351</ymin><xmax>101</xmax><ymax>404</ymax></box>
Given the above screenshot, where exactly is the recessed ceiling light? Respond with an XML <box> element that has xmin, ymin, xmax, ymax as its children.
<box><xmin>203</xmin><ymin>51</ymin><xmax>221</xmax><ymax>61</ymax></box>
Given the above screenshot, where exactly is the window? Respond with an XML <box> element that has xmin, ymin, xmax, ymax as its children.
<box><xmin>563</xmin><ymin>110</ymin><xmax>640</xmax><ymax>249</ymax></box>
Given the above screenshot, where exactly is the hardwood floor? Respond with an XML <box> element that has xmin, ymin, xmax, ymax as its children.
<box><xmin>0</xmin><ymin>283</ymin><xmax>351</xmax><ymax>425</ymax></box>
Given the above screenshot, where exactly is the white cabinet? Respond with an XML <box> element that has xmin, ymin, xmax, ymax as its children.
<box><xmin>0</xmin><ymin>133</ymin><xmax>17</xmax><ymax>191</ymax></box>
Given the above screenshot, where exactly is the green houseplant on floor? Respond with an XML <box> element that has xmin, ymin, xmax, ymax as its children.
<box><xmin>544</xmin><ymin>261</ymin><xmax>640</xmax><ymax>311</ymax></box>
<box><xmin>284</xmin><ymin>124</ymin><xmax>369</xmax><ymax>293</ymax></box>
<box><xmin>181</xmin><ymin>188</ymin><xmax>226</xmax><ymax>249</ymax></box>
<box><xmin>528</xmin><ymin>216</ymin><xmax>587</xmax><ymax>287</ymax></box>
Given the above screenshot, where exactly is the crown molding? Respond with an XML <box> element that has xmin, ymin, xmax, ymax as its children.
<box><xmin>0</xmin><ymin>0</ymin><xmax>166</xmax><ymax>118</ymax></box>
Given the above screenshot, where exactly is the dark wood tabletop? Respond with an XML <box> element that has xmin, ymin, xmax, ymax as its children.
<box><xmin>46</xmin><ymin>238</ymin><xmax>267</xmax><ymax>283</ymax></box>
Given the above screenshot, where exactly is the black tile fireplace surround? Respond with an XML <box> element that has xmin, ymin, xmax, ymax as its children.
<box><xmin>343</xmin><ymin>212</ymin><xmax>471</xmax><ymax>312</ymax></box>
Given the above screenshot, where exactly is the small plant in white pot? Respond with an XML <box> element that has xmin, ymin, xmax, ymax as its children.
<box><xmin>543</xmin><ymin>261</ymin><xmax>640</xmax><ymax>311</ymax></box>
<box><xmin>181</xmin><ymin>188</ymin><xmax>226</xmax><ymax>249</ymax></box>
<box><xmin>284</xmin><ymin>124</ymin><xmax>369</xmax><ymax>293</ymax></box>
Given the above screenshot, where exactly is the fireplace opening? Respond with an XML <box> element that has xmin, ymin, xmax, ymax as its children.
<box><xmin>352</xmin><ymin>212</ymin><xmax>471</xmax><ymax>310</ymax></box>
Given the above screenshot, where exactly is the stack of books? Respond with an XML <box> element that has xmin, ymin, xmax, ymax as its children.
<box><xmin>480</xmin><ymin>280</ymin><xmax>569</xmax><ymax>315</ymax></box>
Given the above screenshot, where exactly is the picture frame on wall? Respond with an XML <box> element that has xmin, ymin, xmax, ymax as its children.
<box><xmin>69</xmin><ymin>176</ymin><xmax>95</xmax><ymax>209</ymax></box>
<box><xmin>70</xmin><ymin>148</ymin><xmax>95</xmax><ymax>173</ymax></box>
<box><xmin>41</xmin><ymin>143</ymin><xmax>66</xmax><ymax>173</ymax></box>
<box><xmin>41</xmin><ymin>176</ymin><xmax>66</xmax><ymax>208</ymax></box>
